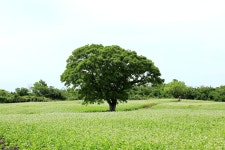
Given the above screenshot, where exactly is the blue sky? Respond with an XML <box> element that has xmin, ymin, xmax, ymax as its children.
<box><xmin>0</xmin><ymin>0</ymin><xmax>225</xmax><ymax>92</ymax></box>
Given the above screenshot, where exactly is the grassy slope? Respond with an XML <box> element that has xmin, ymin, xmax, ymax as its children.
<box><xmin>1</xmin><ymin>99</ymin><xmax>225</xmax><ymax>149</ymax></box>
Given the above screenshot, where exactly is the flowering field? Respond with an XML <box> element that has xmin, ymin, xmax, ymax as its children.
<box><xmin>1</xmin><ymin>99</ymin><xmax>225</xmax><ymax>149</ymax></box>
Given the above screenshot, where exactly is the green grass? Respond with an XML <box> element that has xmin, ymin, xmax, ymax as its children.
<box><xmin>1</xmin><ymin>99</ymin><xmax>225</xmax><ymax>149</ymax></box>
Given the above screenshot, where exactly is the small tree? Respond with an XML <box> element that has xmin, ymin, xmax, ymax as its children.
<box><xmin>211</xmin><ymin>86</ymin><xmax>225</xmax><ymax>102</ymax></box>
<box><xmin>32</xmin><ymin>80</ymin><xmax>49</xmax><ymax>97</ymax></box>
<box><xmin>164</xmin><ymin>79</ymin><xmax>187</xmax><ymax>98</ymax></box>
<box><xmin>0</xmin><ymin>89</ymin><xmax>12</xmax><ymax>103</ymax></box>
<box><xmin>61</xmin><ymin>44</ymin><xmax>164</xmax><ymax>111</ymax></box>
<box><xmin>31</xmin><ymin>80</ymin><xmax>66</xmax><ymax>100</ymax></box>
<box><xmin>15</xmin><ymin>87</ymin><xmax>30</xmax><ymax>96</ymax></box>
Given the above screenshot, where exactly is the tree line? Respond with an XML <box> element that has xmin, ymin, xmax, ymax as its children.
<box><xmin>0</xmin><ymin>80</ymin><xmax>66</xmax><ymax>103</ymax></box>
<box><xmin>1</xmin><ymin>44</ymin><xmax>224</xmax><ymax>106</ymax></box>
<box><xmin>1</xmin><ymin>79</ymin><xmax>225</xmax><ymax>103</ymax></box>
<box><xmin>129</xmin><ymin>79</ymin><xmax>225</xmax><ymax>102</ymax></box>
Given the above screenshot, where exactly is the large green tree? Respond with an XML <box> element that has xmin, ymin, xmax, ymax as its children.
<box><xmin>61</xmin><ymin>44</ymin><xmax>164</xmax><ymax>111</ymax></box>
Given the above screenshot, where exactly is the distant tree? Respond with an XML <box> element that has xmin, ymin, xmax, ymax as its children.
<box><xmin>15</xmin><ymin>87</ymin><xmax>30</xmax><ymax>96</ymax></box>
<box><xmin>32</xmin><ymin>80</ymin><xmax>49</xmax><ymax>97</ymax></box>
<box><xmin>164</xmin><ymin>79</ymin><xmax>187</xmax><ymax>98</ymax></box>
<box><xmin>209</xmin><ymin>86</ymin><xmax>225</xmax><ymax>102</ymax></box>
<box><xmin>0</xmin><ymin>89</ymin><xmax>13</xmax><ymax>103</ymax></box>
<box><xmin>195</xmin><ymin>86</ymin><xmax>215</xmax><ymax>100</ymax></box>
<box><xmin>61</xmin><ymin>44</ymin><xmax>164</xmax><ymax>111</ymax></box>
<box><xmin>128</xmin><ymin>84</ymin><xmax>164</xmax><ymax>100</ymax></box>
<box><xmin>31</xmin><ymin>80</ymin><xmax>66</xmax><ymax>100</ymax></box>
<box><xmin>64</xmin><ymin>87</ymin><xmax>81</xmax><ymax>100</ymax></box>
<box><xmin>184</xmin><ymin>87</ymin><xmax>197</xmax><ymax>100</ymax></box>
<box><xmin>150</xmin><ymin>84</ymin><xmax>165</xmax><ymax>98</ymax></box>
<box><xmin>0</xmin><ymin>89</ymin><xmax>11</xmax><ymax>97</ymax></box>
<box><xmin>47</xmin><ymin>86</ymin><xmax>66</xmax><ymax>100</ymax></box>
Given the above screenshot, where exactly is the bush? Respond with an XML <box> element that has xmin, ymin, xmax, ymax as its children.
<box><xmin>210</xmin><ymin>86</ymin><xmax>225</xmax><ymax>102</ymax></box>
<box><xmin>0</xmin><ymin>90</ymin><xmax>13</xmax><ymax>103</ymax></box>
<box><xmin>0</xmin><ymin>94</ymin><xmax>50</xmax><ymax>103</ymax></box>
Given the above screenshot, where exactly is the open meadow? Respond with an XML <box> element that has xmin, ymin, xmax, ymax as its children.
<box><xmin>1</xmin><ymin>99</ymin><xmax>225</xmax><ymax>149</ymax></box>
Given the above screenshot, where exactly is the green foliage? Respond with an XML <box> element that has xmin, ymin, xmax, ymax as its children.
<box><xmin>1</xmin><ymin>100</ymin><xmax>225</xmax><ymax>149</ymax></box>
<box><xmin>15</xmin><ymin>87</ymin><xmax>30</xmax><ymax>96</ymax></box>
<box><xmin>164</xmin><ymin>79</ymin><xmax>187</xmax><ymax>98</ymax></box>
<box><xmin>0</xmin><ymin>93</ymin><xmax>50</xmax><ymax>103</ymax></box>
<box><xmin>47</xmin><ymin>86</ymin><xmax>66</xmax><ymax>100</ymax></box>
<box><xmin>61</xmin><ymin>44</ymin><xmax>164</xmax><ymax>110</ymax></box>
<box><xmin>0</xmin><ymin>80</ymin><xmax>66</xmax><ymax>103</ymax></box>
<box><xmin>127</xmin><ymin>81</ymin><xmax>225</xmax><ymax>102</ymax></box>
<box><xmin>128</xmin><ymin>84</ymin><xmax>164</xmax><ymax>100</ymax></box>
<box><xmin>32</xmin><ymin>80</ymin><xmax>66</xmax><ymax>100</ymax></box>
<box><xmin>0</xmin><ymin>89</ymin><xmax>11</xmax><ymax>97</ymax></box>
<box><xmin>184</xmin><ymin>86</ymin><xmax>197</xmax><ymax>99</ymax></box>
<box><xmin>0</xmin><ymin>89</ymin><xmax>13</xmax><ymax>103</ymax></box>
<box><xmin>194</xmin><ymin>86</ymin><xmax>215</xmax><ymax>100</ymax></box>
<box><xmin>63</xmin><ymin>87</ymin><xmax>81</xmax><ymax>100</ymax></box>
<box><xmin>0</xmin><ymin>135</ymin><xmax>19</xmax><ymax>150</ymax></box>
<box><xmin>210</xmin><ymin>86</ymin><xmax>225</xmax><ymax>102</ymax></box>
<box><xmin>12</xmin><ymin>95</ymin><xmax>50</xmax><ymax>103</ymax></box>
<box><xmin>32</xmin><ymin>80</ymin><xmax>49</xmax><ymax>97</ymax></box>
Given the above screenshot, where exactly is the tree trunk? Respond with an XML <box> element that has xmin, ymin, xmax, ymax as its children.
<box><xmin>107</xmin><ymin>99</ymin><xmax>117</xmax><ymax>111</ymax></box>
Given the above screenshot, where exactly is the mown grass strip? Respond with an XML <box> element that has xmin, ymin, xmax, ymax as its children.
<box><xmin>0</xmin><ymin>100</ymin><xmax>160</xmax><ymax>114</ymax></box>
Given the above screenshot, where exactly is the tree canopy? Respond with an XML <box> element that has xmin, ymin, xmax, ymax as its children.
<box><xmin>164</xmin><ymin>79</ymin><xmax>187</xmax><ymax>98</ymax></box>
<box><xmin>32</xmin><ymin>80</ymin><xmax>66</xmax><ymax>100</ymax></box>
<box><xmin>61</xmin><ymin>44</ymin><xmax>164</xmax><ymax>111</ymax></box>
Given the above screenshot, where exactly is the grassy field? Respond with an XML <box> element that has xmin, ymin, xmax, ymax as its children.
<box><xmin>1</xmin><ymin>99</ymin><xmax>225</xmax><ymax>149</ymax></box>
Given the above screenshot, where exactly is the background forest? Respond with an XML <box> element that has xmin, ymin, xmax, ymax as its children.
<box><xmin>1</xmin><ymin>79</ymin><xmax>225</xmax><ymax>103</ymax></box>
